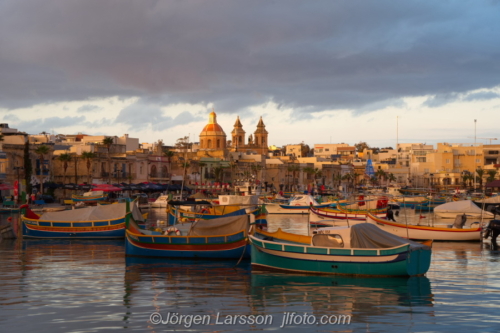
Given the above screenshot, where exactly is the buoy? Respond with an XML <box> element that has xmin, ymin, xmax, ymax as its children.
<box><xmin>164</xmin><ymin>227</ymin><xmax>181</xmax><ymax>236</ymax></box>
<box><xmin>7</xmin><ymin>217</ymin><xmax>12</xmax><ymax>221</ymax></box>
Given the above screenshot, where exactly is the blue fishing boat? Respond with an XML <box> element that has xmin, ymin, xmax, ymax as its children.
<box><xmin>249</xmin><ymin>224</ymin><xmax>432</xmax><ymax>277</ymax></box>
<box><xmin>125</xmin><ymin>213</ymin><xmax>253</xmax><ymax>259</ymax></box>
<box><xmin>20</xmin><ymin>201</ymin><xmax>144</xmax><ymax>239</ymax></box>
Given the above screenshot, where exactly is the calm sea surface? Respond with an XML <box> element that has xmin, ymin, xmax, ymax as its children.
<box><xmin>1</xmin><ymin>208</ymin><xmax>500</xmax><ymax>332</ymax></box>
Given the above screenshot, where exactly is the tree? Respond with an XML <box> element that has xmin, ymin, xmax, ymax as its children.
<box><xmin>180</xmin><ymin>161</ymin><xmax>191</xmax><ymax>181</ymax></box>
<box><xmin>476</xmin><ymin>168</ymin><xmax>485</xmax><ymax>190</ymax></box>
<box><xmin>487</xmin><ymin>170</ymin><xmax>498</xmax><ymax>183</ymax></box>
<box><xmin>23</xmin><ymin>135</ymin><xmax>33</xmax><ymax>195</ymax></box>
<box><xmin>287</xmin><ymin>164</ymin><xmax>301</xmax><ymax>191</ymax></box>
<box><xmin>213</xmin><ymin>166</ymin><xmax>226</xmax><ymax>183</ymax></box>
<box><xmin>387</xmin><ymin>173</ymin><xmax>397</xmax><ymax>184</ymax></box>
<box><xmin>462</xmin><ymin>174</ymin><xmax>470</xmax><ymax>188</ymax></box>
<box><xmin>34</xmin><ymin>145</ymin><xmax>51</xmax><ymax>196</ymax></box>
<box><xmin>81</xmin><ymin>151</ymin><xmax>97</xmax><ymax>184</ymax></box>
<box><xmin>163</xmin><ymin>150</ymin><xmax>175</xmax><ymax>184</ymax></box>
<box><xmin>102</xmin><ymin>137</ymin><xmax>114</xmax><ymax>183</ymax></box>
<box><xmin>355</xmin><ymin>141</ymin><xmax>370</xmax><ymax>153</ymax></box>
<box><xmin>376</xmin><ymin>168</ymin><xmax>387</xmax><ymax>186</ymax></box>
<box><xmin>175</xmin><ymin>136</ymin><xmax>190</xmax><ymax>151</ymax></box>
<box><xmin>57</xmin><ymin>153</ymin><xmax>72</xmax><ymax>196</ymax></box>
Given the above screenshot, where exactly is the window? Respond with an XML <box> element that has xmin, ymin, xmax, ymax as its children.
<box><xmin>208</xmin><ymin>139</ymin><xmax>212</xmax><ymax>148</ymax></box>
<box><xmin>476</xmin><ymin>159</ymin><xmax>481</xmax><ymax>163</ymax></box>
<box><xmin>446</xmin><ymin>159</ymin><xmax>450</xmax><ymax>164</ymax></box>
<box><xmin>416</xmin><ymin>157</ymin><xmax>426</xmax><ymax>162</ymax></box>
<box><xmin>325</xmin><ymin>148</ymin><xmax>329</xmax><ymax>152</ymax></box>
<box><xmin>216</xmin><ymin>139</ymin><xmax>220</xmax><ymax>148</ymax></box>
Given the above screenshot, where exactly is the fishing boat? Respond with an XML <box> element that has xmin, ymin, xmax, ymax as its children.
<box><xmin>150</xmin><ymin>195</ymin><xmax>170</xmax><ymax>208</ymax></box>
<box><xmin>125</xmin><ymin>212</ymin><xmax>253</xmax><ymax>259</ymax></box>
<box><xmin>265</xmin><ymin>194</ymin><xmax>331</xmax><ymax>214</ymax></box>
<box><xmin>434</xmin><ymin>200</ymin><xmax>494</xmax><ymax>219</ymax></box>
<box><xmin>366</xmin><ymin>212</ymin><xmax>481</xmax><ymax>241</ymax></box>
<box><xmin>392</xmin><ymin>196</ymin><xmax>429</xmax><ymax>208</ymax></box>
<box><xmin>249</xmin><ymin>223</ymin><xmax>432</xmax><ymax>277</ymax></box>
<box><xmin>0</xmin><ymin>207</ymin><xmax>20</xmax><ymax>214</ymax></box>
<box><xmin>309</xmin><ymin>205</ymin><xmax>387</xmax><ymax>225</ymax></box>
<box><xmin>71</xmin><ymin>191</ymin><xmax>107</xmax><ymax>203</ymax></box>
<box><xmin>20</xmin><ymin>201</ymin><xmax>144</xmax><ymax>239</ymax></box>
<box><xmin>473</xmin><ymin>195</ymin><xmax>500</xmax><ymax>212</ymax></box>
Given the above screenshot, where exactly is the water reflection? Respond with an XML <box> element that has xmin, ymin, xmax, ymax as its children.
<box><xmin>2</xmin><ymin>210</ymin><xmax>500</xmax><ymax>332</ymax></box>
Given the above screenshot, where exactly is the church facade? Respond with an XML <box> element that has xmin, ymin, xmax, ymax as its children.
<box><xmin>197</xmin><ymin>111</ymin><xmax>269</xmax><ymax>158</ymax></box>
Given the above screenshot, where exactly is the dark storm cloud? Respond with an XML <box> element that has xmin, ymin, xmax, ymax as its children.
<box><xmin>464</xmin><ymin>91</ymin><xmax>500</xmax><ymax>102</ymax></box>
<box><xmin>1</xmin><ymin>0</ymin><xmax>499</xmax><ymax>113</ymax></box>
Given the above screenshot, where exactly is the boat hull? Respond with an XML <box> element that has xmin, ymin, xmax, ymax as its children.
<box><xmin>71</xmin><ymin>194</ymin><xmax>107</xmax><ymax>203</ymax></box>
<box><xmin>250</xmin><ymin>237</ymin><xmax>431</xmax><ymax>277</ymax></box>
<box><xmin>125</xmin><ymin>231</ymin><xmax>250</xmax><ymax>259</ymax></box>
<box><xmin>309</xmin><ymin>206</ymin><xmax>387</xmax><ymax>223</ymax></box>
<box><xmin>366</xmin><ymin>214</ymin><xmax>481</xmax><ymax>241</ymax></box>
<box><xmin>22</xmin><ymin>218</ymin><xmax>126</xmax><ymax>239</ymax></box>
<box><xmin>266</xmin><ymin>203</ymin><xmax>330</xmax><ymax>214</ymax></box>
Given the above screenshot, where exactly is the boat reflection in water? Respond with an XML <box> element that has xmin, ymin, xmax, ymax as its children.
<box><xmin>250</xmin><ymin>272</ymin><xmax>434</xmax><ymax>329</ymax></box>
<box><xmin>125</xmin><ymin>256</ymin><xmax>434</xmax><ymax>330</ymax></box>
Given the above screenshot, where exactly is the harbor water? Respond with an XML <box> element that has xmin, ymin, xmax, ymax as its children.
<box><xmin>1</xmin><ymin>208</ymin><xmax>500</xmax><ymax>332</ymax></box>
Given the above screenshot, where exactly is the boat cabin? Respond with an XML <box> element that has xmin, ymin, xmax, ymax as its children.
<box><xmin>312</xmin><ymin>227</ymin><xmax>352</xmax><ymax>248</ymax></box>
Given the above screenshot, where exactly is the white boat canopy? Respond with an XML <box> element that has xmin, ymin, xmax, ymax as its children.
<box><xmin>434</xmin><ymin>200</ymin><xmax>494</xmax><ymax>218</ymax></box>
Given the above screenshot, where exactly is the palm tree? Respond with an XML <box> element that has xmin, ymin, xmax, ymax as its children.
<box><xmin>387</xmin><ymin>173</ymin><xmax>397</xmax><ymax>186</ymax></box>
<box><xmin>213</xmin><ymin>166</ymin><xmax>226</xmax><ymax>183</ymax></box>
<box><xmin>57</xmin><ymin>153</ymin><xmax>72</xmax><ymax>197</ymax></box>
<box><xmin>287</xmin><ymin>164</ymin><xmax>301</xmax><ymax>191</ymax></box>
<box><xmin>163</xmin><ymin>150</ymin><xmax>175</xmax><ymax>184</ymax></box>
<box><xmin>73</xmin><ymin>153</ymin><xmax>79</xmax><ymax>184</ymax></box>
<box><xmin>81</xmin><ymin>151</ymin><xmax>97</xmax><ymax>184</ymax></box>
<box><xmin>486</xmin><ymin>170</ymin><xmax>498</xmax><ymax>183</ymax></box>
<box><xmin>313</xmin><ymin>168</ymin><xmax>322</xmax><ymax>185</ymax></box>
<box><xmin>102</xmin><ymin>137</ymin><xmax>114</xmax><ymax>183</ymax></box>
<box><xmin>34</xmin><ymin>145</ymin><xmax>51</xmax><ymax>196</ymax></box>
<box><xmin>476</xmin><ymin>168</ymin><xmax>485</xmax><ymax>190</ymax></box>
<box><xmin>376</xmin><ymin>168</ymin><xmax>387</xmax><ymax>186</ymax></box>
<box><xmin>181</xmin><ymin>161</ymin><xmax>191</xmax><ymax>180</ymax></box>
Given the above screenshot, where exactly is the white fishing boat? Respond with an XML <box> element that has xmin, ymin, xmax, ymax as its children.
<box><xmin>265</xmin><ymin>194</ymin><xmax>331</xmax><ymax>214</ymax></box>
<box><xmin>366</xmin><ymin>212</ymin><xmax>482</xmax><ymax>241</ymax></box>
<box><xmin>150</xmin><ymin>195</ymin><xmax>169</xmax><ymax>208</ymax></box>
<box><xmin>433</xmin><ymin>200</ymin><xmax>494</xmax><ymax>219</ymax></box>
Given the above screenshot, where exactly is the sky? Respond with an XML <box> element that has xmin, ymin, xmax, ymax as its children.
<box><xmin>1</xmin><ymin>0</ymin><xmax>500</xmax><ymax>149</ymax></box>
